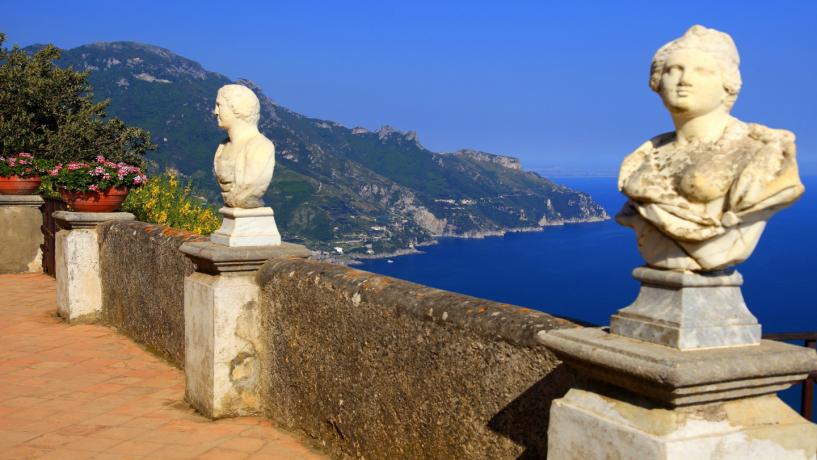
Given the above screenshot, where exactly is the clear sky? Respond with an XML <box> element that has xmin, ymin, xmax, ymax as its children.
<box><xmin>2</xmin><ymin>0</ymin><xmax>816</xmax><ymax>175</ymax></box>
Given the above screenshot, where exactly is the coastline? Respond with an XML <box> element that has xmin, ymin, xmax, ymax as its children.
<box><xmin>351</xmin><ymin>215</ymin><xmax>610</xmax><ymax>261</ymax></box>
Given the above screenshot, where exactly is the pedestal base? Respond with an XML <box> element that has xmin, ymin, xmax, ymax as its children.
<box><xmin>180</xmin><ymin>239</ymin><xmax>309</xmax><ymax>418</ymax></box>
<box><xmin>610</xmin><ymin>267</ymin><xmax>761</xmax><ymax>350</ymax></box>
<box><xmin>184</xmin><ymin>271</ymin><xmax>261</xmax><ymax>418</ymax></box>
<box><xmin>548</xmin><ymin>386</ymin><xmax>817</xmax><ymax>460</ymax></box>
<box><xmin>538</xmin><ymin>327</ymin><xmax>816</xmax><ymax>406</ymax></box>
<box><xmin>210</xmin><ymin>207</ymin><xmax>281</xmax><ymax>247</ymax></box>
<box><xmin>0</xmin><ymin>195</ymin><xmax>43</xmax><ymax>274</ymax></box>
<box><xmin>53</xmin><ymin>211</ymin><xmax>135</xmax><ymax>322</ymax></box>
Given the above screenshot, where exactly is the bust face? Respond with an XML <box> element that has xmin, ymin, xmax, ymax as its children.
<box><xmin>658</xmin><ymin>48</ymin><xmax>729</xmax><ymax>118</ymax></box>
<box><xmin>213</xmin><ymin>93</ymin><xmax>237</xmax><ymax>130</ymax></box>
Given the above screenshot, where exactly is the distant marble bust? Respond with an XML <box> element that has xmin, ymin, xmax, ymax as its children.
<box><xmin>213</xmin><ymin>84</ymin><xmax>275</xmax><ymax>208</ymax></box>
<box><xmin>617</xmin><ymin>25</ymin><xmax>804</xmax><ymax>272</ymax></box>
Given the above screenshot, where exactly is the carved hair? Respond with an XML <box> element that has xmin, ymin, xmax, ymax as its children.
<box><xmin>649</xmin><ymin>25</ymin><xmax>742</xmax><ymax>111</ymax></box>
<box><xmin>218</xmin><ymin>84</ymin><xmax>261</xmax><ymax>125</ymax></box>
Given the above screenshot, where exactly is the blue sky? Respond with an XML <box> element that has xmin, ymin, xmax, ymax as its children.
<box><xmin>3</xmin><ymin>0</ymin><xmax>816</xmax><ymax>175</ymax></box>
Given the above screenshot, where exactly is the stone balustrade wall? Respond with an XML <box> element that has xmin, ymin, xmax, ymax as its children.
<box><xmin>92</xmin><ymin>220</ymin><xmax>579</xmax><ymax>458</ymax></box>
<box><xmin>97</xmin><ymin>221</ymin><xmax>206</xmax><ymax>367</ymax></box>
<box><xmin>255</xmin><ymin>258</ymin><xmax>578</xmax><ymax>459</ymax></box>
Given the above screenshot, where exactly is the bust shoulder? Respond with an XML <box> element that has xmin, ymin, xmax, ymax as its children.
<box><xmin>746</xmin><ymin>123</ymin><xmax>795</xmax><ymax>149</ymax></box>
<box><xmin>245</xmin><ymin>133</ymin><xmax>275</xmax><ymax>157</ymax></box>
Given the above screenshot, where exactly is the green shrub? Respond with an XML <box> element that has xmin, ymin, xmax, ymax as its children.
<box><xmin>0</xmin><ymin>33</ymin><xmax>155</xmax><ymax>165</ymax></box>
<box><xmin>122</xmin><ymin>170</ymin><xmax>221</xmax><ymax>235</ymax></box>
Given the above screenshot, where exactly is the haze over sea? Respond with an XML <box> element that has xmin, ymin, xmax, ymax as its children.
<box><xmin>359</xmin><ymin>175</ymin><xmax>817</xmax><ymax>412</ymax></box>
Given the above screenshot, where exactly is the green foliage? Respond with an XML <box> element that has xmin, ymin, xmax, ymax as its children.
<box><xmin>122</xmin><ymin>170</ymin><xmax>221</xmax><ymax>235</ymax></box>
<box><xmin>0</xmin><ymin>33</ymin><xmax>156</xmax><ymax>165</ymax></box>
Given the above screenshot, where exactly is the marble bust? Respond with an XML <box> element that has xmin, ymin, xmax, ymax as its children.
<box><xmin>617</xmin><ymin>25</ymin><xmax>804</xmax><ymax>272</ymax></box>
<box><xmin>213</xmin><ymin>84</ymin><xmax>275</xmax><ymax>208</ymax></box>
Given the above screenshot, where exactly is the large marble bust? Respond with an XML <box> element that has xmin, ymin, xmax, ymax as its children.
<box><xmin>617</xmin><ymin>25</ymin><xmax>804</xmax><ymax>272</ymax></box>
<box><xmin>213</xmin><ymin>84</ymin><xmax>275</xmax><ymax>208</ymax></box>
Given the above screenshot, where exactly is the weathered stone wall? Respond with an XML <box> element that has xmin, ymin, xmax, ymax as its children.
<box><xmin>0</xmin><ymin>203</ymin><xmax>43</xmax><ymax>274</ymax></box>
<box><xmin>256</xmin><ymin>258</ymin><xmax>578</xmax><ymax>459</ymax></box>
<box><xmin>97</xmin><ymin>221</ymin><xmax>206</xmax><ymax>366</ymax></box>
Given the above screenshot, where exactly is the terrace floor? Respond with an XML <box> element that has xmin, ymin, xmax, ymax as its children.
<box><xmin>0</xmin><ymin>273</ymin><xmax>326</xmax><ymax>460</ymax></box>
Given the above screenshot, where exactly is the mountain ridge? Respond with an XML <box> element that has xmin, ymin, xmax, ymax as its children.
<box><xmin>38</xmin><ymin>40</ymin><xmax>609</xmax><ymax>255</ymax></box>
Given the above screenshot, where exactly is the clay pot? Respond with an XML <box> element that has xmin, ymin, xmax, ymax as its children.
<box><xmin>59</xmin><ymin>186</ymin><xmax>129</xmax><ymax>212</ymax></box>
<box><xmin>0</xmin><ymin>176</ymin><xmax>42</xmax><ymax>195</ymax></box>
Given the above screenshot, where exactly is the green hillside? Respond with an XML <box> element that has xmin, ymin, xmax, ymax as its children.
<box><xmin>46</xmin><ymin>41</ymin><xmax>608</xmax><ymax>254</ymax></box>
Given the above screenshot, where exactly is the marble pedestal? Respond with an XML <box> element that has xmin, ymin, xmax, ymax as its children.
<box><xmin>549</xmin><ymin>385</ymin><xmax>817</xmax><ymax>460</ymax></box>
<box><xmin>538</xmin><ymin>328</ymin><xmax>817</xmax><ymax>459</ymax></box>
<box><xmin>53</xmin><ymin>211</ymin><xmax>135</xmax><ymax>322</ymax></box>
<box><xmin>209</xmin><ymin>207</ymin><xmax>281</xmax><ymax>247</ymax></box>
<box><xmin>610</xmin><ymin>267</ymin><xmax>760</xmax><ymax>350</ymax></box>
<box><xmin>0</xmin><ymin>195</ymin><xmax>44</xmax><ymax>274</ymax></box>
<box><xmin>179</xmin><ymin>240</ymin><xmax>309</xmax><ymax>418</ymax></box>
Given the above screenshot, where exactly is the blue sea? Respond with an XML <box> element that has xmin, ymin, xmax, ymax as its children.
<box><xmin>359</xmin><ymin>176</ymin><xmax>817</xmax><ymax>414</ymax></box>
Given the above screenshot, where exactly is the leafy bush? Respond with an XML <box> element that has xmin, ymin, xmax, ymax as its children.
<box><xmin>0</xmin><ymin>33</ymin><xmax>155</xmax><ymax>165</ymax></box>
<box><xmin>122</xmin><ymin>170</ymin><xmax>221</xmax><ymax>236</ymax></box>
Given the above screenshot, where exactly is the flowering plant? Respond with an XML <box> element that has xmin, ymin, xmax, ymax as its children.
<box><xmin>0</xmin><ymin>152</ymin><xmax>53</xmax><ymax>178</ymax></box>
<box><xmin>44</xmin><ymin>155</ymin><xmax>147</xmax><ymax>192</ymax></box>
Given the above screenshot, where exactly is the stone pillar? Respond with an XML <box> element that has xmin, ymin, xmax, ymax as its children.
<box><xmin>539</xmin><ymin>314</ymin><xmax>817</xmax><ymax>459</ymax></box>
<box><xmin>180</xmin><ymin>241</ymin><xmax>309</xmax><ymax>418</ymax></box>
<box><xmin>53</xmin><ymin>211</ymin><xmax>135</xmax><ymax>322</ymax></box>
<box><xmin>0</xmin><ymin>195</ymin><xmax>44</xmax><ymax>274</ymax></box>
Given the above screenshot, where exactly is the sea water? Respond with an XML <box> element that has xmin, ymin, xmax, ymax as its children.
<box><xmin>359</xmin><ymin>176</ymin><xmax>817</xmax><ymax>415</ymax></box>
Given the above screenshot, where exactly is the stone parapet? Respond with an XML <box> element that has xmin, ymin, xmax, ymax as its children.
<box><xmin>0</xmin><ymin>194</ymin><xmax>44</xmax><ymax>274</ymax></box>
<box><xmin>253</xmin><ymin>257</ymin><xmax>577</xmax><ymax>459</ymax></box>
<box><xmin>98</xmin><ymin>221</ymin><xmax>206</xmax><ymax>366</ymax></box>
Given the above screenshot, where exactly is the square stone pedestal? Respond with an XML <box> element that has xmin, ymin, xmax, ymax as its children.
<box><xmin>538</xmin><ymin>327</ymin><xmax>817</xmax><ymax>459</ymax></box>
<box><xmin>180</xmin><ymin>240</ymin><xmax>309</xmax><ymax>418</ymax></box>
<box><xmin>610</xmin><ymin>267</ymin><xmax>761</xmax><ymax>350</ymax></box>
<box><xmin>209</xmin><ymin>206</ymin><xmax>281</xmax><ymax>247</ymax></box>
<box><xmin>0</xmin><ymin>195</ymin><xmax>44</xmax><ymax>274</ymax></box>
<box><xmin>549</xmin><ymin>386</ymin><xmax>817</xmax><ymax>460</ymax></box>
<box><xmin>53</xmin><ymin>211</ymin><xmax>135</xmax><ymax>322</ymax></box>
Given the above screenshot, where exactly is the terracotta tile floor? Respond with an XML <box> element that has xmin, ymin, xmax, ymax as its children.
<box><xmin>0</xmin><ymin>273</ymin><xmax>326</xmax><ymax>460</ymax></box>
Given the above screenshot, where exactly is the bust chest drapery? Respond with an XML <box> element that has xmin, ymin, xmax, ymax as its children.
<box><xmin>617</xmin><ymin>119</ymin><xmax>804</xmax><ymax>271</ymax></box>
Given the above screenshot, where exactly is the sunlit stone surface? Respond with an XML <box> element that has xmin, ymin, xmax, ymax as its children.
<box><xmin>617</xmin><ymin>25</ymin><xmax>804</xmax><ymax>272</ymax></box>
<box><xmin>211</xmin><ymin>84</ymin><xmax>280</xmax><ymax>246</ymax></box>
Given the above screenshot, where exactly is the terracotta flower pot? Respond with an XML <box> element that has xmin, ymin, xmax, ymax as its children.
<box><xmin>59</xmin><ymin>186</ymin><xmax>129</xmax><ymax>212</ymax></box>
<box><xmin>0</xmin><ymin>176</ymin><xmax>42</xmax><ymax>195</ymax></box>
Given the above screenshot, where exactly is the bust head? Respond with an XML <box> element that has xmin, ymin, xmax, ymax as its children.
<box><xmin>649</xmin><ymin>25</ymin><xmax>741</xmax><ymax>117</ymax></box>
<box><xmin>214</xmin><ymin>84</ymin><xmax>261</xmax><ymax>130</ymax></box>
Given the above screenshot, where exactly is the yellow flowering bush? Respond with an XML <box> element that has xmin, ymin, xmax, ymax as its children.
<box><xmin>122</xmin><ymin>170</ymin><xmax>221</xmax><ymax>236</ymax></box>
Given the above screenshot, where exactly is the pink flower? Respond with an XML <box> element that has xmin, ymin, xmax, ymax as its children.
<box><xmin>24</xmin><ymin>168</ymin><xmax>32</xmax><ymax>173</ymax></box>
<box><xmin>8</xmin><ymin>158</ymin><xmax>16</xmax><ymax>167</ymax></box>
<box><xmin>103</xmin><ymin>173</ymin><xmax>111</xmax><ymax>180</ymax></box>
<box><xmin>92</xmin><ymin>166</ymin><xmax>105</xmax><ymax>176</ymax></box>
<box><xmin>17</xmin><ymin>152</ymin><xmax>33</xmax><ymax>158</ymax></box>
<box><xmin>96</xmin><ymin>155</ymin><xmax>106</xmax><ymax>163</ymax></box>
<box><xmin>88</xmin><ymin>185</ymin><xmax>99</xmax><ymax>192</ymax></box>
<box><xmin>67</xmin><ymin>162</ymin><xmax>82</xmax><ymax>170</ymax></box>
<box><xmin>133</xmin><ymin>175</ymin><xmax>144</xmax><ymax>185</ymax></box>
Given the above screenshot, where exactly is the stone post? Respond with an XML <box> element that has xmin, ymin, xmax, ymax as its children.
<box><xmin>180</xmin><ymin>241</ymin><xmax>309</xmax><ymax>418</ymax></box>
<box><xmin>0</xmin><ymin>195</ymin><xmax>44</xmax><ymax>274</ymax></box>
<box><xmin>539</xmin><ymin>277</ymin><xmax>817</xmax><ymax>459</ymax></box>
<box><xmin>53</xmin><ymin>211</ymin><xmax>134</xmax><ymax>322</ymax></box>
